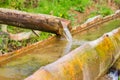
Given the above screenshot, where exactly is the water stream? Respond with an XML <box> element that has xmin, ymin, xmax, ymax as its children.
<box><xmin>109</xmin><ymin>70</ymin><xmax>118</xmax><ymax>80</ymax></box>
<box><xmin>99</xmin><ymin>68</ymin><xmax>119</xmax><ymax>80</ymax></box>
<box><xmin>62</xmin><ymin>23</ymin><xmax>87</xmax><ymax>54</ymax></box>
<box><xmin>62</xmin><ymin>23</ymin><xmax>73</xmax><ymax>54</ymax></box>
<box><xmin>0</xmin><ymin>19</ymin><xmax>120</xmax><ymax>80</ymax></box>
<box><xmin>63</xmin><ymin>26</ymin><xmax>72</xmax><ymax>42</ymax></box>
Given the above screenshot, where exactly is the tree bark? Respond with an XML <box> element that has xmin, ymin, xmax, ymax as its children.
<box><xmin>0</xmin><ymin>8</ymin><xmax>71</xmax><ymax>35</ymax></box>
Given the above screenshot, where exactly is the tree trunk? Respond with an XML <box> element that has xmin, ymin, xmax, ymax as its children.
<box><xmin>0</xmin><ymin>8</ymin><xmax>71</xmax><ymax>35</ymax></box>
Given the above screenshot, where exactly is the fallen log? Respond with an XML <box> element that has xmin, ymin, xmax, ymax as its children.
<box><xmin>0</xmin><ymin>8</ymin><xmax>71</xmax><ymax>35</ymax></box>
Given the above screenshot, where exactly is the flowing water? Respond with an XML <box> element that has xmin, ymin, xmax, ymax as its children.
<box><xmin>63</xmin><ymin>26</ymin><xmax>72</xmax><ymax>42</ymax></box>
<box><xmin>62</xmin><ymin>22</ymin><xmax>73</xmax><ymax>54</ymax></box>
<box><xmin>109</xmin><ymin>70</ymin><xmax>118</xmax><ymax>80</ymax></box>
<box><xmin>62</xmin><ymin>24</ymin><xmax>87</xmax><ymax>54</ymax></box>
<box><xmin>99</xmin><ymin>68</ymin><xmax>119</xmax><ymax>80</ymax></box>
<box><xmin>0</xmin><ymin>19</ymin><xmax>120</xmax><ymax>80</ymax></box>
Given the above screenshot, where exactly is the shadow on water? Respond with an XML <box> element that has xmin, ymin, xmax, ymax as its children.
<box><xmin>0</xmin><ymin>19</ymin><xmax>120</xmax><ymax>80</ymax></box>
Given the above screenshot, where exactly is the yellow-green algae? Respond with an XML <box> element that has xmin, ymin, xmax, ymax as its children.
<box><xmin>111</xmin><ymin>30</ymin><xmax>120</xmax><ymax>70</ymax></box>
<box><xmin>25</xmin><ymin>27</ymin><xmax>120</xmax><ymax>80</ymax></box>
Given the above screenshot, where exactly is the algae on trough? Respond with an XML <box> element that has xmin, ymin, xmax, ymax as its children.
<box><xmin>0</xmin><ymin>19</ymin><xmax>120</xmax><ymax>80</ymax></box>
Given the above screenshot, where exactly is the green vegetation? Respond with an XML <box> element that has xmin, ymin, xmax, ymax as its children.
<box><xmin>114</xmin><ymin>0</ymin><xmax>120</xmax><ymax>8</ymax></box>
<box><xmin>97</xmin><ymin>5</ymin><xmax>113</xmax><ymax>16</ymax></box>
<box><xmin>0</xmin><ymin>0</ymin><xmax>91</xmax><ymax>19</ymax></box>
<box><xmin>74</xmin><ymin>0</ymin><xmax>91</xmax><ymax>13</ymax></box>
<box><xmin>89</xmin><ymin>5</ymin><xmax>113</xmax><ymax>17</ymax></box>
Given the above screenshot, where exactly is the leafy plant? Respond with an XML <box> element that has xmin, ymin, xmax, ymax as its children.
<box><xmin>74</xmin><ymin>5</ymin><xmax>85</xmax><ymax>13</ymax></box>
<box><xmin>74</xmin><ymin>0</ymin><xmax>91</xmax><ymax>13</ymax></box>
<box><xmin>98</xmin><ymin>6</ymin><xmax>113</xmax><ymax>16</ymax></box>
<box><xmin>114</xmin><ymin>0</ymin><xmax>120</xmax><ymax>5</ymax></box>
<box><xmin>114</xmin><ymin>0</ymin><xmax>120</xmax><ymax>8</ymax></box>
<box><xmin>89</xmin><ymin>5</ymin><xmax>113</xmax><ymax>17</ymax></box>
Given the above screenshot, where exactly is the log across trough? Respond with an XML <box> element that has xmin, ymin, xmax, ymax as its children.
<box><xmin>0</xmin><ymin>10</ymin><xmax>120</xmax><ymax>80</ymax></box>
<box><xmin>0</xmin><ymin>8</ymin><xmax>71</xmax><ymax>36</ymax></box>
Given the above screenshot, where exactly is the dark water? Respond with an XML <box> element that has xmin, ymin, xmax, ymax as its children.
<box><xmin>0</xmin><ymin>19</ymin><xmax>120</xmax><ymax>80</ymax></box>
<box><xmin>99</xmin><ymin>68</ymin><xmax>119</xmax><ymax>80</ymax></box>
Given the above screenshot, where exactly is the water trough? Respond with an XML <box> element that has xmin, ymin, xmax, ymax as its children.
<box><xmin>0</xmin><ymin>10</ymin><xmax>120</xmax><ymax>80</ymax></box>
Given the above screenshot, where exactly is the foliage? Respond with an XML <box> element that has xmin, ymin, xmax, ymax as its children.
<box><xmin>74</xmin><ymin>5</ymin><xmax>85</xmax><ymax>13</ymax></box>
<box><xmin>0</xmin><ymin>32</ymin><xmax>9</xmax><ymax>53</ymax></box>
<box><xmin>98</xmin><ymin>6</ymin><xmax>113</xmax><ymax>16</ymax></box>
<box><xmin>114</xmin><ymin>0</ymin><xmax>120</xmax><ymax>6</ymax></box>
<box><xmin>7</xmin><ymin>26</ymin><xmax>30</xmax><ymax>34</ymax></box>
<box><xmin>74</xmin><ymin>0</ymin><xmax>91</xmax><ymax>13</ymax></box>
<box><xmin>89</xmin><ymin>5</ymin><xmax>113</xmax><ymax>17</ymax></box>
<box><xmin>0</xmin><ymin>0</ymin><xmax>24</xmax><ymax>10</ymax></box>
<box><xmin>0</xmin><ymin>0</ymin><xmax>91</xmax><ymax>19</ymax></box>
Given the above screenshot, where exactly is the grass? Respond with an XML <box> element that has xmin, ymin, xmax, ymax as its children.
<box><xmin>0</xmin><ymin>0</ymin><xmax>91</xmax><ymax>19</ymax></box>
<box><xmin>96</xmin><ymin>5</ymin><xmax>113</xmax><ymax>16</ymax></box>
<box><xmin>89</xmin><ymin>4</ymin><xmax>113</xmax><ymax>18</ymax></box>
<box><xmin>114</xmin><ymin>0</ymin><xmax>120</xmax><ymax>8</ymax></box>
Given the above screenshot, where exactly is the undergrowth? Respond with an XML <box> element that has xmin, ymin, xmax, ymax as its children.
<box><xmin>114</xmin><ymin>0</ymin><xmax>120</xmax><ymax>8</ymax></box>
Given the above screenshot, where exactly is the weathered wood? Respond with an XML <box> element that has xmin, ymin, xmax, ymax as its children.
<box><xmin>0</xmin><ymin>8</ymin><xmax>71</xmax><ymax>35</ymax></box>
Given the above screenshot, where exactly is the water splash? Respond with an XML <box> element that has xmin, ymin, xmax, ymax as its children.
<box><xmin>108</xmin><ymin>69</ymin><xmax>118</xmax><ymax>80</ymax></box>
<box><xmin>64</xmin><ymin>39</ymin><xmax>87</xmax><ymax>55</ymax></box>
<box><xmin>64</xmin><ymin>41</ymin><xmax>72</xmax><ymax>55</ymax></box>
<box><xmin>63</xmin><ymin>26</ymin><xmax>72</xmax><ymax>42</ymax></box>
<box><xmin>60</xmin><ymin>21</ymin><xmax>72</xmax><ymax>42</ymax></box>
<box><xmin>60</xmin><ymin>22</ymin><xmax>87</xmax><ymax>55</ymax></box>
<box><xmin>61</xmin><ymin>22</ymin><xmax>73</xmax><ymax>54</ymax></box>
